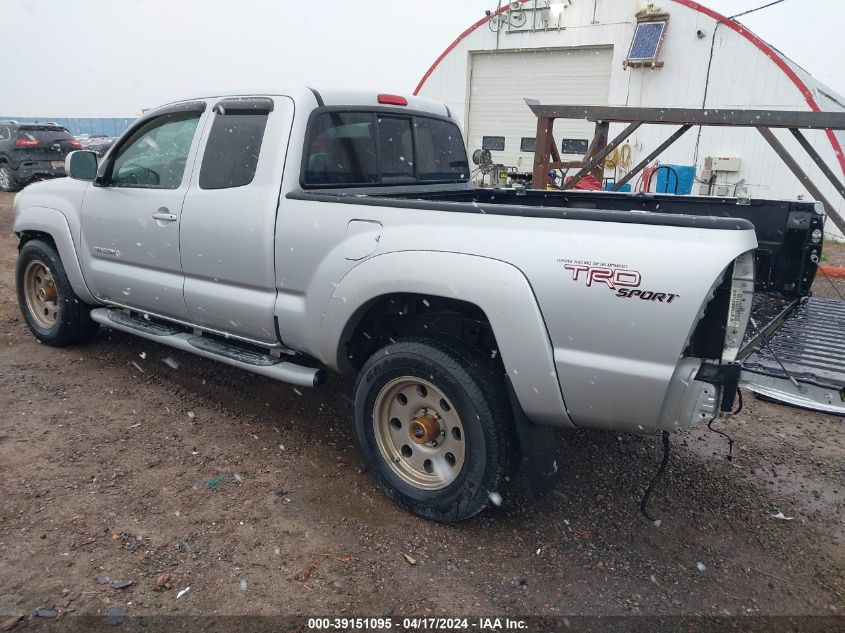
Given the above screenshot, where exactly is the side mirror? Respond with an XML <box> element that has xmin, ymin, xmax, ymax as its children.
<box><xmin>65</xmin><ymin>151</ymin><xmax>98</xmax><ymax>181</ymax></box>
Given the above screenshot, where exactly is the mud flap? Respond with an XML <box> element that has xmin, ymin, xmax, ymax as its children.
<box><xmin>506</xmin><ymin>380</ymin><xmax>561</xmax><ymax>496</ymax></box>
<box><xmin>741</xmin><ymin>297</ymin><xmax>845</xmax><ymax>416</ymax></box>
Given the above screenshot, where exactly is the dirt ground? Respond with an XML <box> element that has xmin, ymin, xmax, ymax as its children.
<box><xmin>0</xmin><ymin>191</ymin><xmax>843</xmax><ymax>621</ymax></box>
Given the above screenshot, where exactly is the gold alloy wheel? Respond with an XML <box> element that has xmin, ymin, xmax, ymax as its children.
<box><xmin>373</xmin><ymin>377</ymin><xmax>466</xmax><ymax>490</ymax></box>
<box><xmin>23</xmin><ymin>259</ymin><xmax>60</xmax><ymax>329</ymax></box>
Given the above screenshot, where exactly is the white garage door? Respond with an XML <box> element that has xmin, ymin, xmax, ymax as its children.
<box><xmin>467</xmin><ymin>47</ymin><xmax>613</xmax><ymax>171</ymax></box>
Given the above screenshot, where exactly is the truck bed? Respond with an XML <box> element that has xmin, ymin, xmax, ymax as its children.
<box><xmin>295</xmin><ymin>186</ymin><xmax>824</xmax><ymax>298</ymax></box>
<box><xmin>398</xmin><ymin>188</ymin><xmax>821</xmax><ymax>293</ymax></box>
<box><xmin>293</xmin><ymin>186</ymin><xmax>841</xmax><ymax>414</ymax></box>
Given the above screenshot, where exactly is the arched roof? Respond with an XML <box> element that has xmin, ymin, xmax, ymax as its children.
<box><xmin>414</xmin><ymin>0</ymin><xmax>845</xmax><ymax>178</ymax></box>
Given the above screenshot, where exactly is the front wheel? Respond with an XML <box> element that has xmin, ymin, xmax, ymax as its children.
<box><xmin>16</xmin><ymin>239</ymin><xmax>99</xmax><ymax>346</ymax></box>
<box><xmin>353</xmin><ymin>337</ymin><xmax>516</xmax><ymax>522</ymax></box>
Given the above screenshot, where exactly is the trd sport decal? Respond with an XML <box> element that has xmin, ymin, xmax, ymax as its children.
<box><xmin>560</xmin><ymin>260</ymin><xmax>680</xmax><ymax>304</ymax></box>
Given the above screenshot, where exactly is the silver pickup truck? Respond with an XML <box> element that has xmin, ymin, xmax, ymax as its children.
<box><xmin>13</xmin><ymin>87</ymin><xmax>837</xmax><ymax>522</ymax></box>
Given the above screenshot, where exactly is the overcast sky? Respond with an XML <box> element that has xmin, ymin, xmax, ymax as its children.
<box><xmin>3</xmin><ymin>0</ymin><xmax>843</xmax><ymax>117</ymax></box>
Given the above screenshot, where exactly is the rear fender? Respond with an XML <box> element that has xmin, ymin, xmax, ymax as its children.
<box><xmin>320</xmin><ymin>251</ymin><xmax>573</xmax><ymax>428</ymax></box>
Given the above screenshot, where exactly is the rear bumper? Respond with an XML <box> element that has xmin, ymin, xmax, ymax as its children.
<box><xmin>13</xmin><ymin>161</ymin><xmax>66</xmax><ymax>184</ymax></box>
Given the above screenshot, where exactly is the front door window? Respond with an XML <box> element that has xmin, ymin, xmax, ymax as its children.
<box><xmin>110</xmin><ymin>113</ymin><xmax>201</xmax><ymax>189</ymax></box>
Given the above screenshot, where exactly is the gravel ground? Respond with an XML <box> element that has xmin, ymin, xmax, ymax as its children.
<box><xmin>816</xmin><ymin>242</ymin><xmax>845</xmax><ymax>301</ymax></box>
<box><xmin>0</xmin><ymin>191</ymin><xmax>843</xmax><ymax>620</ymax></box>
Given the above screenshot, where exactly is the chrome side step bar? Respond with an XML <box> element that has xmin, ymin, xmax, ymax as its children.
<box><xmin>90</xmin><ymin>308</ymin><xmax>325</xmax><ymax>388</ymax></box>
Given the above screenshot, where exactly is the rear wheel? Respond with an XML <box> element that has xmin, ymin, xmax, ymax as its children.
<box><xmin>16</xmin><ymin>239</ymin><xmax>99</xmax><ymax>346</ymax></box>
<box><xmin>0</xmin><ymin>163</ymin><xmax>18</xmax><ymax>192</ymax></box>
<box><xmin>354</xmin><ymin>336</ymin><xmax>515</xmax><ymax>522</ymax></box>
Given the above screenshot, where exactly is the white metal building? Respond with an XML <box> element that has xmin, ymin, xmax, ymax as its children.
<box><xmin>416</xmin><ymin>0</ymin><xmax>845</xmax><ymax>240</ymax></box>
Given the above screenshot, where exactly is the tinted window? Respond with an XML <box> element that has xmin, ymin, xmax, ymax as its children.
<box><xmin>304</xmin><ymin>113</ymin><xmax>378</xmax><ymax>186</ymax></box>
<box><xmin>562</xmin><ymin>138</ymin><xmax>590</xmax><ymax>155</ymax></box>
<box><xmin>520</xmin><ymin>137</ymin><xmax>536</xmax><ymax>152</ymax></box>
<box><xmin>199</xmin><ymin>113</ymin><xmax>268</xmax><ymax>190</ymax></box>
<box><xmin>377</xmin><ymin>116</ymin><xmax>414</xmax><ymax>182</ymax></box>
<box><xmin>415</xmin><ymin>118</ymin><xmax>469</xmax><ymax>182</ymax></box>
<box><xmin>18</xmin><ymin>126</ymin><xmax>74</xmax><ymax>144</ymax></box>
<box><xmin>304</xmin><ymin>112</ymin><xmax>468</xmax><ymax>187</ymax></box>
<box><xmin>0</xmin><ymin>127</ymin><xmax>8</xmax><ymax>141</ymax></box>
<box><xmin>482</xmin><ymin>136</ymin><xmax>505</xmax><ymax>151</ymax></box>
<box><xmin>111</xmin><ymin>113</ymin><xmax>200</xmax><ymax>189</ymax></box>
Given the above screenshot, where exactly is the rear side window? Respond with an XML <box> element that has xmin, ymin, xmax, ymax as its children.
<box><xmin>199</xmin><ymin>112</ymin><xmax>269</xmax><ymax>190</ymax></box>
<box><xmin>303</xmin><ymin>111</ymin><xmax>468</xmax><ymax>188</ymax></box>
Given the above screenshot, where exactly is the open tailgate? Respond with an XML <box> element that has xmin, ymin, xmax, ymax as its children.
<box><xmin>740</xmin><ymin>296</ymin><xmax>845</xmax><ymax>415</ymax></box>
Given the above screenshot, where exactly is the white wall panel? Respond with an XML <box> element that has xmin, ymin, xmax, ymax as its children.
<box><xmin>418</xmin><ymin>0</ymin><xmax>845</xmax><ymax>239</ymax></box>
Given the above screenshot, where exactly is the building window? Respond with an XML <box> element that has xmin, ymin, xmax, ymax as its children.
<box><xmin>482</xmin><ymin>136</ymin><xmax>506</xmax><ymax>151</ymax></box>
<box><xmin>561</xmin><ymin>138</ymin><xmax>590</xmax><ymax>155</ymax></box>
<box><xmin>520</xmin><ymin>137</ymin><xmax>536</xmax><ymax>153</ymax></box>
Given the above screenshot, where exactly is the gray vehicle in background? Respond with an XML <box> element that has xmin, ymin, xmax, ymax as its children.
<box><xmin>0</xmin><ymin>122</ymin><xmax>81</xmax><ymax>192</ymax></box>
<box><xmin>79</xmin><ymin>135</ymin><xmax>117</xmax><ymax>157</ymax></box>
<box><xmin>11</xmin><ymin>87</ymin><xmax>834</xmax><ymax>522</ymax></box>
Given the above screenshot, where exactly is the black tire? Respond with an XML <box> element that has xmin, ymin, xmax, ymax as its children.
<box><xmin>16</xmin><ymin>239</ymin><xmax>99</xmax><ymax>346</ymax></box>
<box><xmin>354</xmin><ymin>336</ymin><xmax>516</xmax><ymax>522</ymax></box>
<box><xmin>0</xmin><ymin>162</ymin><xmax>19</xmax><ymax>193</ymax></box>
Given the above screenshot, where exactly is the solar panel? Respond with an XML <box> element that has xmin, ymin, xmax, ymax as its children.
<box><xmin>627</xmin><ymin>21</ymin><xmax>667</xmax><ymax>62</ymax></box>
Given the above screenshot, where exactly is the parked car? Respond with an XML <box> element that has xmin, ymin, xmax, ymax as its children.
<box><xmin>0</xmin><ymin>122</ymin><xmax>81</xmax><ymax>192</ymax></box>
<box><xmin>11</xmin><ymin>88</ymin><xmax>831</xmax><ymax>522</ymax></box>
<box><xmin>80</xmin><ymin>135</ymin><xmax>116</xmax><ymax>157</ymax></box>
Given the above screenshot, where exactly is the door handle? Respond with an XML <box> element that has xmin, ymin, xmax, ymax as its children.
<box><xmin>152</xmin><ymin>209</ymin><xmax>177</xmax><ymax>223</ymax></box>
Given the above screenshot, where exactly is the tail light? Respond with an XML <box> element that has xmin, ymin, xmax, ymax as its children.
<box><xmin>69</xmin><ymin>139</ymin><xmax>82</xmax><ymax>149</ymax></box>
<box><xmin>684</xmin><ymin>251</ymin><xmax>755</xmax><ymax>362</ymax></box>
<box><xmin>721</xmin><ymin>251</ymin><xmax>755</xmax><ymax>363</ymax></box>
<box><xmin>15</xmin><ymin>134</ymin><xmax>40</xmax><ymax>148</ymax></box>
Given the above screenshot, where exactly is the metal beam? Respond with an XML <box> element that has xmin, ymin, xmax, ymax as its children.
<box><xmin>524</xmin><ymin>100</ymin><xmax>845</xmax><ymax>130</ymax></box>
<box><xmin>583</xmin><ymin>121</ymin><xmax>610</xmax><ymax>183</ymax></box>
<box><xmin>532</xmin><ymin>116</ymin><xmax>555</xmax><ymax>189</ymax></box>
<box><xmin>758</xmin><ymin>127</ymin><xmax>845</xmax><ymax>235</ymax></box>
<box><xmin>789</xmin><ymin>128</ymin><xmax>845</xmax><ymax>201</ymax></box>
<box><xmin>561</xmin><ymin>122</ymin><xmax>642</xmax><ymax>191</ymax></box>
<box><xmin>612</xmin><ymin>125</ymin><xmax>693</xmax><ymax>192</ymax></box>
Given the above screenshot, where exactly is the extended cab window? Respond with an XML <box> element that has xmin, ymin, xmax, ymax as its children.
<box><xmin>303</xmin><ymin>111</ymin><xmax>468</xmax><ymax>187</ymax></box>
<box><xmin>111</xmin><ymin>113</ymin><xmax>201</xmax><ymax>189</ymax></box>
<box><xmin>199</xmin><ymin>111</ymin><xmax>269</xmax><ymax>190</ymax></box>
